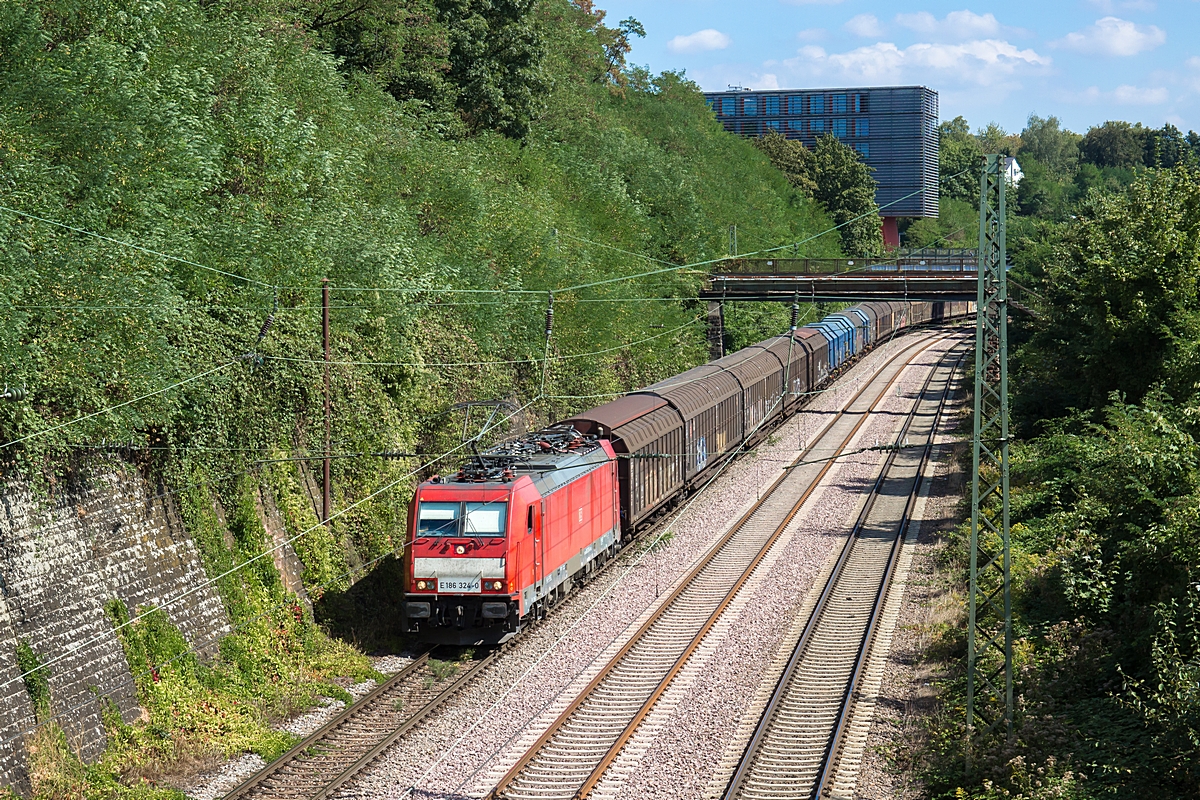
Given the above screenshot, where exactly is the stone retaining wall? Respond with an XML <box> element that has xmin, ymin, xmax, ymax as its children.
<box><xmin>0</xmin><ymin>464</ymin><xmax>231</xmax><ymax>792</ymax></box>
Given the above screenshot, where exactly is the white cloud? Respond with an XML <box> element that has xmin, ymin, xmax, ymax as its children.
<box><xmin>1087</xmin><ymin>0</ymin><xmax>1156</xmax><ymax>12</ymax></box>
<box><xmin>1071</xmin><ymin>84</ymin><xmax>1169</xmax><ymax>104</ymax></box>
<box><xmin>1052</xmin><ymin>17</ymin><xmax>1165</xmax><ymax>56</ymax></box>
<box><xmin>844</xmin><ymin>13</ymin><xmax>884</xmax><ymax>37</ymax></box>
<box><xmin>666</xmin><ymin>29</ymin><xmax>731</xmax><ymax>54</ymax></box>
<box><xmin>1113</xmin><ymin>84</ymin><xmax>1169</xmax><ymax>103</ymax></box>
<box><xmin>758</xmin><ymin>73</ymin><xmax>782</xmax><ymax>90</ymax></box>
<box><xmin>786</xmin><ymin>39</ymin><xmax>1050</xmax><ymax>87</ymax></box>
<box><xmin>895</xmin><ymin>10</ymin><xmax>1004</xmax><ymax>40</ymax></box>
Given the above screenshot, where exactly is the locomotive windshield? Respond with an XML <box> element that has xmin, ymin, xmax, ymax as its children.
<box><xmin>417</xmin><ymin>501</ymin><xmax>507</xmax><ymax>537</ymax></box>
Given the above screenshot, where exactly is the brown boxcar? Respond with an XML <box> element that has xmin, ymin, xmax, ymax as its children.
<box><xmin>636</xmin><ymin>365</ymin><xmax>744</xmax><ymax>482</ymax></box>
<box><xmin>565</xmin><ymin>395</ymin><xmax>686</xmax><ymax>531</ymax></box>
<box><xmin>752</xmin><ymin>334</ymin><xmax>815</xmax><ymax>410</ymax></box>
<box><xmin>711</xmin><ymin>347</ymin><xmax>787</xmax><ymax>438</ymax></box>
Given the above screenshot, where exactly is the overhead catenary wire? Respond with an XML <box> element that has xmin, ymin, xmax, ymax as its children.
<box><xmin>262</xmin><ymin>315</ymin><xmax>703</xmax><ymax>369</ymax></box>
<box><xmin>0</xmin><ymin>542</ymin><xmax>406</xmax><ymax>753</ymax></box>
<box><xmin>3</xmin><ymin>168</ymin><xmax>973</xmax><ymax>310</ymax></box>
<box><xmin>0</xmin><ymin>205</ymin><xmax>275</xmax><ymax>289</ymax></box>
<box><xmin>407</xmin><ymin>307</ymin><xmax>885</xmax><ymax>799</ymax></box>
<box><xmin>549</xmin><ymin>167</ymin><xmax>975</xmax><ymax>295</ymax></box>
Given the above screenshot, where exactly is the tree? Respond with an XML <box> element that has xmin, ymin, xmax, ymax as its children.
<box><xmin>1079</xmin><ymin>120</ymin><xmax>1150</xmax><ymax>168</ymax></box>
<box><xmin>1017</xmin><ymin>167</ymin><xmax>1200</xmax><ymax>418</ymax></box>
<box><xmin>1020</xmin><ymin>114</ymin><xmax>1081</xmax><ymax>176</ymax></box>
<box><xmin>752</xmin><ymin>130</ymin><xmax>817</xmax><ymax>195</ymax></box>
<box><xmin>1147</xmin><ymin>124</ymin><xmax>1197</xmax><ymax>169</ymax></box>
<box><xmin>939</xmin><ymin>116</ymin><xmax>983</xmax><ymax>203</ymax></box>
<box><xmin>753</xmin><ymin>132</ymin><xmax>880</xmax><ymax>256</ymax></box>
<box><xmin>433</xmin><ymin>0</ymin><xmax>548</xmax><ymax>138</ymax></box>
<box><xmin>258</xmin><ymin>0</ymin><xmax>455</xmax><ymax>109</ymax></box>
<box><xmin>976</xmin><ymin>121</ymin><xmax>1022</xmax><ymax>156</ymax></box>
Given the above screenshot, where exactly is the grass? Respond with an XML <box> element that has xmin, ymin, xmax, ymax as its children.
<box><xmin>427</xmin><ymin>659</ymin><xmax>458</xmax><ymax>681</ymax></box>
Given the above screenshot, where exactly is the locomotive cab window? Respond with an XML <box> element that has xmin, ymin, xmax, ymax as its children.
<box><xmin>418</xmin><ymin>502</ymin><xmax>460</xmax><ymax>536</ymax></box>
<box><xmin>464</xmin><ymin>502</ymin><xmax>507</xmax><ymax>535</ymax></box>
<box><xmin>418</xmin><ymin>501</ymin><xmax>508</xmax><ymax>536</ymax></box>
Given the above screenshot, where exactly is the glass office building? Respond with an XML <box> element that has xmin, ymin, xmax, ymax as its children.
<box><xmin>703</xmin><ymin>86</ymin><xmax>939</xmax><ymax>220</ymax></box>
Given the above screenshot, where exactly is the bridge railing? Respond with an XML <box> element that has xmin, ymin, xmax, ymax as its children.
<box><xmin>715</xmin><ymin>248</ymin><xmax>978</xmax><ymax>276</ymax></box>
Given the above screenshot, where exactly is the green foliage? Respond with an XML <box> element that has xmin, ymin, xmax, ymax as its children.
<box><xmin>104</xmin><ymin>594</ymin><xmax>374</xmax><ymax>776</ymax></box>
<box><xmin>752</xmin><ymin>131</ymin><xmax>879</xmax><ymax>257</ymax></box>
<box><xmin>1020</xmin><ymin>115</ymin><xmax>1080</xmax><ymax>177</ymax></box>
<box><xmin>752</xmin><ymin>131</ymin><xmax>817</xmax><ymax>196</ymax></box>
<box><xmin>940</xmin><ymin>116</ymin><xmax>985</xmax><ymax>204</ymax></box>
<box><xmin>905</xmin><ymin>197</ymin><xmax>978</xmax><ymax>249</ymax></box>
<box><xmin>925</xmin><ymin>166</ymin><xmax>1200</xmax><ymax>800</ymax></box>
<box><xmin>1079</xmin><ymin>120</ymin><xmax>1152</xmax><ymax>169</ymax></box>
<box><xmin>1014</xmin><ymin>167</ymin><xmax>1200</xmax><ymax>422</ymax></box>
<box><xmin>975</xmin><ymin>122</ymin><xmax>1022</xmax><ymax>157</ymax></box>
<box><xmin>433</xmin><ymin>0</ymin><xmax>547</xmax><ymax>138</ymax></box>
<box><xmin>303</xmin><ymin>0</ymin><xmax>455</xmax><ymax>111</ymax></box>
<box><xmin>16</xmin><ymin>639</ymin><xmax>50</xmax><ymax>720</ymax></box>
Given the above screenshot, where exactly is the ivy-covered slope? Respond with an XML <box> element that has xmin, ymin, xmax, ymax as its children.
<box><xmin>0</xmin><ymin>0</ymin><xmax>837</xmax><ymax>566</ymax></box>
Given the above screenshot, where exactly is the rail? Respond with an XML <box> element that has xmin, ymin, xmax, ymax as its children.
<box><xmin>488</xmin><ymin>332</ymin><xmax>950</xmax><ymax>800</ymax></box>
<box><xmin>721</xmin><ymin>342</ymin><xmax>966</xmax><ymax>800</ymax></box>
<box><xmin>222</xmin><ymin>649</ymin><xmax>496</xmax><ymax>800</ymax></box>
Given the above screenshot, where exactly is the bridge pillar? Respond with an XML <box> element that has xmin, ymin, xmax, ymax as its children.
<box><xmin>707</xmin><ymin>301</ymin><xmax>725</xmax><ymax>360</ymax></box>
<box><xmin>881</xmin><ymin>216</ymin><xmax>900</xmax><ymax>249</ymax></box>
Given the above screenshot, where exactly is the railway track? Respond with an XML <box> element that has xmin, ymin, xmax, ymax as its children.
<box><xmin>222</xmin><ymin>649</ymin><xmax>495</xmax><ymax>800</ymax></box>
<box><xmin>487</xmin><ymin>332</ymin><xmax>959</xmax><ymax>800</ymax></box>
<box><xmin>721</xmin><ymin>342</ymin><xmax>966</xmax><ymax>800</ymax></box>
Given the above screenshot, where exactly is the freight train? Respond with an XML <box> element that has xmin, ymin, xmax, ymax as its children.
<box><xmin>402</xmin><ymin>300</ymin><xmax>971</xmax><ymax>644</ymax></box>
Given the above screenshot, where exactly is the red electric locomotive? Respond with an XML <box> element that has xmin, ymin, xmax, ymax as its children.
<box><xmin>401</xmin><ymin>424</ymin><xmax>620</xmax><ymax>645</ymax></box>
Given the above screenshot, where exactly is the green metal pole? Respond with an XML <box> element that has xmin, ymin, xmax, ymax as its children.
<box><xmin>967</xmin><ymin>154</ymin><xmax>1013</xmax><ymax>768</ymax></box>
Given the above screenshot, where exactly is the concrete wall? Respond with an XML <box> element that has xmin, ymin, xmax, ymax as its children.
<box><xmin>0</xmin><ymin>464</ymin><xmax>231</xmax><ymax>791</ymax></box>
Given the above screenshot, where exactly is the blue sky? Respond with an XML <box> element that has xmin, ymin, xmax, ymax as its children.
<box><xmin>596</xmin><ymin>1</ymin><xmax>1200</xmax><ymax>134</ymax></box>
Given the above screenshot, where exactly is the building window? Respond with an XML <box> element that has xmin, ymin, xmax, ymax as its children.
<box><xmin>855</xmin><ymin>118</ymin><xmax>869</xmax><ymax>137</ymax></box>
<box><xmin>810</xmin><ymin>119</ymin><xmax>825</xmax><ymax>133</ymax></box>
<box><xmin>787</xmin><ymin>120</ymin><xmax>804</xmax><ymax>132</ymax></box>
<box><xmin>832</xmin><ymin>94</ymin><xmax>847</xmax><ymax>113</ymax></box>
<box><xmin>855</xmin><ymin>143</ymin><xmax>870</xmax><ymax>158</ymax></box>
<box><xmin>744</xmin><ymin>96</ymin><xmax>758</xmax><ymax>116</ymax></box>
<box><xmin>765</xmin><ymin>119</ymin><xmax>780</xmax><ymax>131</ymax></box>
<box><xmin>705</xmin><ymin>98</ymin><xmax>715</xmax><ymax>111</ymax></box>
<box><xmin>809</xmin><ymin>94</ymin><xmax>824</xmax><ymax>114</ymax></box>
<box><xmin>741</xmin><ymin>120</ymin><xmax>759</xmax><ymax>136</ymax></box>
<box><xmin>721</xmin><ymin>97</ymin><xmax>734</xmax><ymax>116</ymax></box>
<box><xmin>832</xmin><ymin>119</ymin><xmax>847</xmax><ymax>138</ymax></box>
<box><xmin>788</xmin><ymin>95</ymin><xmax>803</xmax><ymax>115</ymax></box>
<box><xmin>854</xmin><ymin>93</ymin><xmax>869</xmax><ymax>113</ymax></box>
<box><xmin>764</xmin><ymin>96</ymin><xmax>780</xmax><ymax>115</ymax></box>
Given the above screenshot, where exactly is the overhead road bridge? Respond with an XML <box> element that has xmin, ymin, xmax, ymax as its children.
<box><xmin>700</xmin><ymin>250</ymin><xmax>979</xmax><ymax>303</ymax></box>
<box><xmin>700</xmin><ymin>249</ymin><xmax>991</xmax><ymax>360</ymax></box>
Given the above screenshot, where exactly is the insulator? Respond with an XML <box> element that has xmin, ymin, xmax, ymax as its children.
<box><xmin>790</xmin><ymin>302</ymin><xmax>800</xmax><ymax>331</ymax></box>
<box><xmin>2</xmin><ymin>386</ymin><xmax>26</xmax><ymax>402</ymax></box>
<box><xmin>256</xmin><ymin>312</ymin><xmax>275</xmax><ymax>343</ymax></box>
<box><xmin>545</xmin><ymin>293</ymin><xmax>554</xmax><ymax>339</ymax></box>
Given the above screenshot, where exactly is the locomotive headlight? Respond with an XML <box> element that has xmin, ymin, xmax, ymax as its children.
<box><xmin>490</xmin><ymin>580</ymin><xmax>504</xmax><ymax>591</ymax></box>
<box><xmin>455</xmin><ymin>545</ymin><xmax>466</xmax><ymax>555</ymax></box>
<box><xmin>416</xmin><ymin>580</ymin><xmax>429</xmax><ymax>590</ymax></box>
